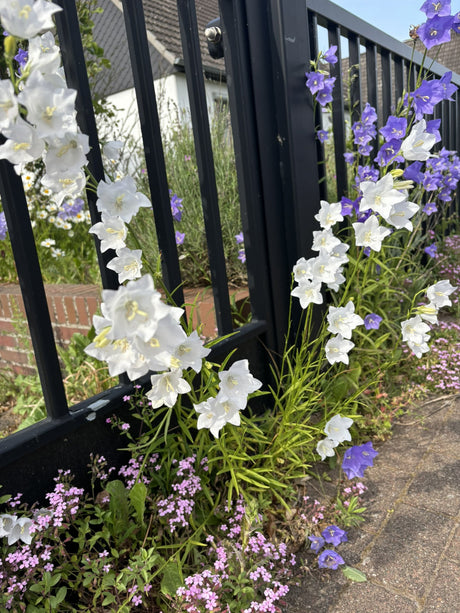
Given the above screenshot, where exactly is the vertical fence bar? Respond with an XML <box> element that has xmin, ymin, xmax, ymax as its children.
<box><xmin>219</xmin><ymin>0</ymin><xmax>281</xmax><ymax>353</ymax></box>
<box><xmin>0</xmin><ymin>157</ymin><xmax>68</xmax><ymax>419</ymax></box>
<box><xmin>453</xmin><ymin>96</ymin><xmax>458</xmax><ymax>153</ymax></box>
<box><xmin>433</xmin><ymin>98</ymin><xmax>442</xmax><ymax>153</ymax></box>
<box><xmin>366</xmin><ymin>42</ymin><xmax>378</xmax><ymax>159</ymax></box>
<box><xmin>407</xmin><ymin>60</ymin><xmax>416</xmax><ymax>91</ymax></box>
<box><xmin>393</xmin><ymin>55</ymin><xmax>404</xmax><ymax>104</ymax></box>
<box><xmin>365</xmin><ymin>43</ymin><xmax>378</xmax><ymax>111</ymax></box>
<box><xmin>441</xmin><ymin>99</ymin><xmax>449</xmax><ymax>146</ymax></box>
<box><xmin>348</xmin><ymin>33</ymin><xmax>362</xmax><ymax>126</ymax></box>
<box><xmin>328</xmin><ymin>23</ymin><xmax>348</xmax><ymax>198</ymax></box>
<box><xmin>455</xmin><ymin>96</ymin><xmax>460</xmax><ymax>216</ymax></box>
<box><xmin>381</xmin><ymin>49</ymin><xmax>392</xmax><ymax>124</ymax></box>
<box><xmin>121</xmin><ymin>0</ymin><xmax>184</xmax><ymax>306</ymax></box>
<box><xmin>268</xmin><ymin>0</ymin><xmax>322</xmax><ymax>261</ymax></box>
<box><xmin>54</xmin><ymin>0</ymin><xmax>118</xmax><ymax>291</ymax></box>
<box><xmin>308</xmin><ymin>11</ymin><xmax>327</xmax><ymax>201</ymax></box>
<box><xmin>448</xmin><ymin>100</ymin><xmax>455</xmax><ymax>151</ymax></box>
<box><xmin>176</xmin><ymin>0</ymin><xmax>233</xmax><ymax>334</ymax></box>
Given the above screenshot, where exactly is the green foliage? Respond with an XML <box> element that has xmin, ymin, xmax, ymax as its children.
<box><xmin>0</xmin><ymin>330</ymin><xmax>115</xmax><ymax>435</ymax></box>
<box><xmin>342</xmin><ymin>565</ymin><xmax>367</xmax><ymax>582</ymax></box>
<box><xmin>129</xmin><ymin>107</ymin><xmax>246</xmax><ymax>287</ymax></box>
<box><xmin>334</xmin><ymin>495</ymin><xmax>367</xmax><ymax>528</ymax></box>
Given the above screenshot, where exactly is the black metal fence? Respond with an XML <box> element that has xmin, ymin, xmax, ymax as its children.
<box><xmin>1</xmin><ymin>0</ymin><xmax>459</xmax><ymax>497</ymax></box>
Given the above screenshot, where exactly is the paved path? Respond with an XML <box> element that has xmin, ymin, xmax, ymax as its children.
<box><xmin>285</xmin><ymin>394</ymin><xmax>460</xmax><ymax>613</ymax></box>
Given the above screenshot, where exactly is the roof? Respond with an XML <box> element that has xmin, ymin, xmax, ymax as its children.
<box><xmin>339</xmin><ymin>33</ymin><xmax>460</xmax><ymax>121</ymax></box>
<box><xmin>410</xmin><ymin>33</ymin><xmax>460</xmax><ymax>75</ymax></box>
<box><xmin>91</xmin><ymin>0</ymin><xmax>224</xmax><ymax>97</ymax></box>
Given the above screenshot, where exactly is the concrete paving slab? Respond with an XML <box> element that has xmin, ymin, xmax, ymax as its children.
<box><xmin>361</xmin><ymin>504</ymin><xmax>453</xmax><ymax>598</ymax></box>
<box><xmin>404</xmin><ymin>454</ymin><xmax>460</xmax><ymax>516</ymax></box>
<box><xmin>421</xmin><ymin>560</ymin><xmax>460</xmax><ymax>611</ymax></box>
<box><xmin>447</xmin><ymin>523</ymin><xmax>460</xmax><ymax>565</ymax></box>
<box><xmin>284</xmin><ymin>395</ymin><xmax>460</xmax><ymax>613</ymax></box>
<box><xmin>328</xmin><ymin>582</ymin><xmax>419</xmax><ymax>613</ymax></box>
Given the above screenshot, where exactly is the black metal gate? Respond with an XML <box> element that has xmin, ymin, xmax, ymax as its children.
<box><xmin>0</xmin><ymin>0</ymin><xmax>459</xmax><ymax>499</ymax></box>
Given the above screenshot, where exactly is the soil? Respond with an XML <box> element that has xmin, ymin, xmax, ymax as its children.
<box><xmin>0</xmin><ymin>395</ymin><xmax>22</xmax><ymax>438</ymax></box>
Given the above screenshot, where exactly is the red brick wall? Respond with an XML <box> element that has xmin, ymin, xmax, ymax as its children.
<box><xmin>0</xmin><ymin>284</ymin><xmax>250</xmax><ymax>375</ymax></box>
<box><xmin>0</xmin><ymin>284</ymin><xmax>102</xmax><ymax>375</ymax></box>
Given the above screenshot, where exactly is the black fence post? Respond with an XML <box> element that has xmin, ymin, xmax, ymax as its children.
<box><xmin>121</xmin><ymin>0</ymin><xmax>184</xmax><ymax>305</ymax></box>
<box><xmin>176</xmin><ymin>0</ymin><xmax>233</xmax><ymax>335</ymax></box>
<box><xmin>54</xmin><ymin>0</ymin><xmax>118</xmax><ymax>291</ymax></box>
<box><xmin>0</xmin><ymin>157</ymin><xmax>68</xmax><ymax>420</ymax></box>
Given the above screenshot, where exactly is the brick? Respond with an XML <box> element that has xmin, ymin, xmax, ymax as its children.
<box><xmin>85</xmin><ymin>296</ymin><xmax>99</xmax><ymax>319</ymax></box>
<box><xmin>185</xmin><ymin>300</ymin><xmax>217</xmax><ymax>338</ymax></box>
<box><xmin>0</xmin><ymin>348</ymin><xmax>31</xmax><ymax>365</ymax></box>
<box><xmin>46</xmin><ymin>296</ymin><xmax>56</xmax><ymax>322</ymax></box>
<box><xmin>11</xmin><ymin>363</ymin><xmax>36</xmax><ymax>376</ymax></box>
<box><xmin>0</xmin><ymin>334</ymin><xmax>19</xmax><ymax>348</ymax></box>
<box><xmin>75</xmin><ymin>296</ymin><xmax>89</xmax><ymax>326</ymax></box>
<box><xmin>0</xmin><ymin>295</ymin><xmax>12</xmax><ymax>319</ymax></box>
<box><xmin>0</xmin><ymin>321</ymin><xmax>17</xmax><ymax>334</ymax></box>
<box><xmin>70</xmin><ymin>284</ymin><xmax>101</xmax><ymax>297</ymax></box>
<box><xmin>57</xmin><ymin>326</ymin><xmax>86</xmax><ymax>342</ymax></box>
<box><xmin>53</xmin><ymin>296</ymin><xmax>67</xmax><ymax>324</ymax></box>
<box><xmin>9</xmin><ymin>295</ymin><xmax>25</xmax><ymax>317</ymax></box>
<box><xmin>64</xmin><ymin>296</ymin><xmax>78</xmax><ymax>324</ymax></box>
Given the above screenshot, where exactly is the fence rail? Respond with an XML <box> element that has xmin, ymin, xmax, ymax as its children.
<box><xmin>305</xmin><ymin>0</ymin><xmax>460</xmax><ymax>201</ymax></box>
<box><xmin>1</xmin><ymin>0</ymin><xmax>459</xmax><ymax>498</ymax></box>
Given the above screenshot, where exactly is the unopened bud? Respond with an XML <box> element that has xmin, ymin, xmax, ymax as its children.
<box><xmin>4</xmin><ymin>35</ymin><xmax>16</xmax><ymax>58</ymax></box>
<box><xmin>393</xmin><ymin>179</ymin><xmax>414</xmax><ymax>190</ymax></box>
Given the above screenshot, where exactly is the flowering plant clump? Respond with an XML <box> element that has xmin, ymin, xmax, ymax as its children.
<box><xmin>306</xmin><ymin>436</ymin><xmax>377</xmax><ymax>580</ymax></box>
<box><xmin>171</xmin><ymin>499</ymin><xmax>296</xmax><ymax>613</ymax></box>
<box><xmin>1</xmin><ymin>0</ymin><xmax>460</xmax><ymax>609</ymax></box>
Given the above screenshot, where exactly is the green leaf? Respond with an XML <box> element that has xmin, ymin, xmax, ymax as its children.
<box><xmin>54</xmin><ymin>586</ymin><xmax>67</xmax><ymax>605</ymax></box>
<box><xmin>342</xmin><ymin>565</ymin><xmax>367</xmax><ymax>582</ymax></box>
<box><xmin>129</xmin><ymin>481</ymin><xmax>147</xmax><ymax>526</ymax></box>
<box><xmin>160</xmin><ymin>560</ymin><xmax>183</xmax><ymax>596</ymax></box>
<box><xmin>102</xmin><ymin>593</ymin><xmax>117</xmax><ymax>606</ymax></box>
<box><xmin>106</xmin><ymin>479</ymin><xmax>130</xmax><ymax>538</ymax></box>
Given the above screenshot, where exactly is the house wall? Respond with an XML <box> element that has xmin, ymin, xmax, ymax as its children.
<box><xmin>100</xmin><ymin>72</ymin><xmax>228</xmax><ymax>161</ymax></box>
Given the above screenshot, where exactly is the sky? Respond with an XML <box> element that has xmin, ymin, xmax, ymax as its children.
<box><xmin>328</xmin><ymin>0</ymin><xmax>457</xmax><ymax>42</ymax></box>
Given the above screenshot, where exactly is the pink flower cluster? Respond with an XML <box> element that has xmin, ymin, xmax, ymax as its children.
<box><xmin>299</xmin><ymin>495</ymin><xmax>327</xmax><ymax>524</ymax></box>
<box><xmin>415</xmin><ymin>321</ymin><xmax>460</xmax><ymax>391</ymax></box>
<box><xmin>156</xmin><ymin>455</ymin><xmax>203</xmax><ymax>533</ymax></box>
<box><xmin>118</xmin><ymin>454</ymin><xmax>161</xmax><ymax>489</ymax></box>
<box><xmin>44</xmin><ymin>470</ymin><xmax>84</xmax><ymax>527</ymax></box>
<box><xmin>173</xmin><ymin>499</ymin><xmax>296</xmax><ymax>612</ymax></box>
<box><xmin>0</xmin><ymin>471</ymin><xmax>83</xmax><ymax>609</ymax></box>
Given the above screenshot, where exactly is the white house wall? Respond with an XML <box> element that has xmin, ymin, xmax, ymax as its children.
<box><xmin>98</xmin><ymin>72</ymin><xmax>228</xmax><ymax>172</ymax></box>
